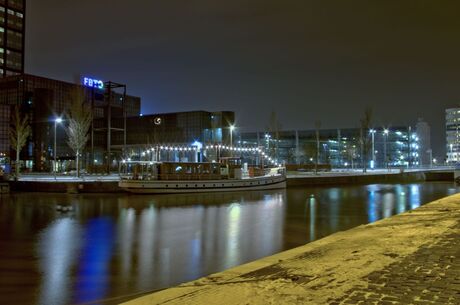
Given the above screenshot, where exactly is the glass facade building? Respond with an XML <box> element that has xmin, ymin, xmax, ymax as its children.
<box><xmin>0</xmin><ymin>74</ymin><xmax>141</xmax><ymax>172</ymax></box>
<box><xmin>0</xmin><ymin>0</ymin><xmax>24</xmax><ymax>77</ymax></box>
<box><xmin>446</xmin><ymin>107</ymin><xmax>460</xmax><ymax>163</ymax></box>
<box><xmin>112</xmin><ymin>111</ymin><xmax>235</xmax><ymax>162</ymax></box>
<box><xmin>238</xmin><ymin>126</ymin><xmax>429</xmax><ymax>169</ymax></box>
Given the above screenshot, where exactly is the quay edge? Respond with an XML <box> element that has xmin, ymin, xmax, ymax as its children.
<box><xmin>3</xmin><ymin>170</ymin><xmax>454</xmax><ymax>193</ymax></box>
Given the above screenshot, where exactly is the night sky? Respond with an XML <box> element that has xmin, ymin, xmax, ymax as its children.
<box><xmin>26</xmin><ymin>1</ymin><xmax>460</xmax><ymax>157</ymax></box>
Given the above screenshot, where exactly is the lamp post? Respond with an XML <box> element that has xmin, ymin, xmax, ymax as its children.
<box><xmin>229</xmin><ymin>125</ymin><xmax>235</xmax><ymax>156</ymax></box>
<box><xmin>383</xmin><ymin>129</ymin><xmax>389</xmax><ymax>169</ymax></box>
<box><xmin>54</xmin><ymin>117</ymin><xmax>63</xmax><ymax>177</ymax></box>
<box><xmin>265</xmin><ymin>133</ymin><xmax>271</xmax><ymax>150</ymax></box>
<box><xmin>370</xmin><ymin>129</ymin><xmax>376</xmax><ymax>169</ymax></box>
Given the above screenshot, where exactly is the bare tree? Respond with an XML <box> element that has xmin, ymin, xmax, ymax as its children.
<box><xmin>359</xmin><ymin>107</ymin><xmax>373</xmax><ymax>173</ymax></box>
<box><xmin>302</xmin><ymin>141</ymin><xmax>317</xmax><ymax>164</ymax></box>
<box><xmin>9</xmin><ymin>105</ymin><xmax>31</xmax><ymax>179</ymax></box>
<box><xmin>268</xmin><ymin>111</ymin><xmax>282</xmax><ymax>160</ymax></box>
<box><xmin>65</xmin><ymin>90</ymin><xmax>92</xmax><ymax>177</ymax></box>
<box><xmin>345</xmin><ymin>145</ymin><xmax>358</xmax><ymax>169</ymax></box>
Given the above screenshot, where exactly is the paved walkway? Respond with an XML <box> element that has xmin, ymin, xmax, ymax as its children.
<box><xmin>123</xmin><ymin>193</ymin><xmax>460</xmax><ymax>305</ymax></box>
<box><xmin>331</xmin><ymin>222</ymin><xmax>459</xmax><ymax>304</ymax></box>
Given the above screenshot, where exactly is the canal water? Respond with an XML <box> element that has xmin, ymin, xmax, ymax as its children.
<box><xmin>0</xmin><ymin>182</ymin><xmax>458</xmax><ymax>305</ymax></box>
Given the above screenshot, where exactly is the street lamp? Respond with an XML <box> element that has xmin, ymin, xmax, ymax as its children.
<box><xmin>54</xmin><ymin>117</ymin><xmax>63</xmax><ymax>177</ymax></box>
<box><xmin>383</xmin><ymin>129</ymin><xmax>389</xmax><ymax>169</ymax></box>
<box><xmin>229</xmin><ymin>125</ymin><xmax>235</xmax><ymax>146</ymax></box>
<box><xmin>265</xmin><ymin>133</ymin><xmax>271</xmax><ymax>150</ymax></box>
<box><xmin>369</xmin><ymin>129</ymin><xmax>376</xmax><ymax>169</ymax></box>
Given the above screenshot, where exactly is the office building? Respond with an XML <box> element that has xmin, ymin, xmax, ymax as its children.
<box><xmin>0</xmin><ymin>0</ymin><xmax>25</xmax><ymax>77</ymax></box>
<box><xmin>112</xmin><ymin>111</ymin><xmax>235</xmax><ymax>163</ymax></box>
<box><xmin>238</xmin><ymin>124</ymin><xmax>428</xmax><ymax>169</ymax></box>
<box><xmin>415</xmin><ymin>118</ymin><xmax>431</xmax><ymax>166</ymax></box>
<box><xmin>0</xmin><ymin>74</ymin><xmax>141</xmax><ymax>171</ymax></box>
<box><xmin>446</xmin><ymin>107</ymin><xmax>460</xmax><ymax>163</ymax></box>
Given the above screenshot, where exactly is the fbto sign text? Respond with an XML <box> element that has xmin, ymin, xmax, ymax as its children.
<box><xmin>83</xmin><ymin>77</ymin><xmax>104</xmax><ymax>89</ymax></box>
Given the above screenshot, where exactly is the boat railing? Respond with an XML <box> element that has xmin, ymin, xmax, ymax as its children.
<box><xmin>158</xmin><ymin>173</ymin><xmax>222</xmax><ymax>180</ymax></box>
<box><xmin>122</xmin><ymin>173</ymin><xmax>222</xmax><ymax>181</ymax></box>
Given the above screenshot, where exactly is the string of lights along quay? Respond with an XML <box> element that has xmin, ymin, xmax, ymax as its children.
<box><xmin>123</xmin><ymin>145</ymin><xmax>282</xmax><ymax>167</ymax></box>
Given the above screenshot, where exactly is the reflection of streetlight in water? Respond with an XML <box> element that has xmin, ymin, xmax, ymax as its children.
<box><xmin>309</xmin><ymin>196</ymin><xmax>316</xmax><ymax>242</ymax></box>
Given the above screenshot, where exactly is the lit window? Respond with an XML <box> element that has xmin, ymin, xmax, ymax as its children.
<box><xmin>7</xmin><ymin>9</ymin><xmax>14</xmax><ymax>15</ymax></box>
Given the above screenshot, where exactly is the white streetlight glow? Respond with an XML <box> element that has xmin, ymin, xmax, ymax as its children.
<box><xmin>229</xmin><ymin>125</ymin><xmax>235</xmax><ymax>157</ymax></box>
<box><xmin>54</xmin><ymin>117</ymin><xmax>63</xmax><ymax>177</ymax></box>
<box><xmin>383</xmin><ymin>128</ymin><xmax>389</xmax><ymax>169</ymax></box>
<box><xmin>369</xmin><ymin>129</ymin><xmax>376</xmax><ymax>169</ymax></box>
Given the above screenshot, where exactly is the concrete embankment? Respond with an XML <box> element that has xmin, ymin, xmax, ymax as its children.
<box><xmin>8</xmin><ymin>180</ymin><xmax>121</xmax><ymax>193</ymax></box>
<box><xmin>123</xmin><ymin>193</ymin><xmax>460</xmax><ymax>305</ymax></box>
<box><xmin>4</xmin><ymin>170</ymin><xmax>454</xmax><ymax>193</ymax></box>
<box><xmin>287</xmin><ymin>170</ymin><xmax>453</xmax><ymax>187</ymax></box>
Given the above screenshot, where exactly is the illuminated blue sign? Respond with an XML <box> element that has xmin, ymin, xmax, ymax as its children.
<box><xmin>83</xmin><ymin>77</ymin><xmax>104</xmax><ymax>89</ymax></box>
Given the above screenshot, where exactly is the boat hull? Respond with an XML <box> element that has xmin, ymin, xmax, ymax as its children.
<box><xmin>119</xmin><ymin>175</ymin><xmax>286</xmax><ymax>194</ymax></box>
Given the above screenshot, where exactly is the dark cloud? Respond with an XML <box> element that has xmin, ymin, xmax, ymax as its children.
<box><xmin>26</xmin><ymin>0</ymin><xmax>460</xmax><ymax>157</ymax></box>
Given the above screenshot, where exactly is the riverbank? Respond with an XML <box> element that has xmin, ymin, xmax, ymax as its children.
<box><xmin>3</xmin><ymin>170</ymin><xmax>454</xmax><ymax>193</ymax></box>
<box><xmin>123</xmin><ymin>193</ymin><xmax>460</xmax><ymax>305</ymax></box>
<box><xmin>4</xmin><ymin>174</ymin><xmax>122</xmax><ymax>193</ymax></box>
<box><xmin>287</xmin><ymin>170</ymin><xmax>453</xmax><ymax>187</ymax></box>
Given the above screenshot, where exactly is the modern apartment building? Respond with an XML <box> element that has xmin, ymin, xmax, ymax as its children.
<box><xmin>446</xmin><ymin>107</ymin><xmax>460</xmax><ymax>163</ymax></box>
<box><xmin>415</xmin><ymin>118</ymin><xmax>431</xmax><ymax>166</ymax></box>
<box><xmin>0</xmin><ymin>0</ymin><xmax>25</xmax><ymax>76</ymax></box>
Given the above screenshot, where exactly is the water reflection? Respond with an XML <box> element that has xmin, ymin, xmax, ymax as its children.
<box><xmin>37</xmin><ymin>218</ymin><xmax>82</xmax><ymax>305</ymax></box>
<box><xmin>309</xmin><ymin>196</ymin><xmax>316</xmax><ymax>242</ymax></box>
<box><xmin>410</xmin><ymin>185</ymin><xmax>421</xmax><ymax>209</ymax></box>
<box><xmin>117</xmin><ymin>208</ymin><xmax>135</xmax><ymax>285</ymax></box>
<box><xmin>0</xmin><ymin>182</ymin><xmax>458</xmax><ymax>305</ymax></box>
<box><xmin>75</xmin><ymin>218</ymin><xmax>115</xmax><ymax>304</ymax></box>
<box><xmin>367</xmin><ymin>185</ymin><xmax>378</xmax><ymax>223</ymax></box>
<box><xmin>137</xmin><ymin>206</ymin><xmax>156</xmax><ymax>290</ymax></box>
